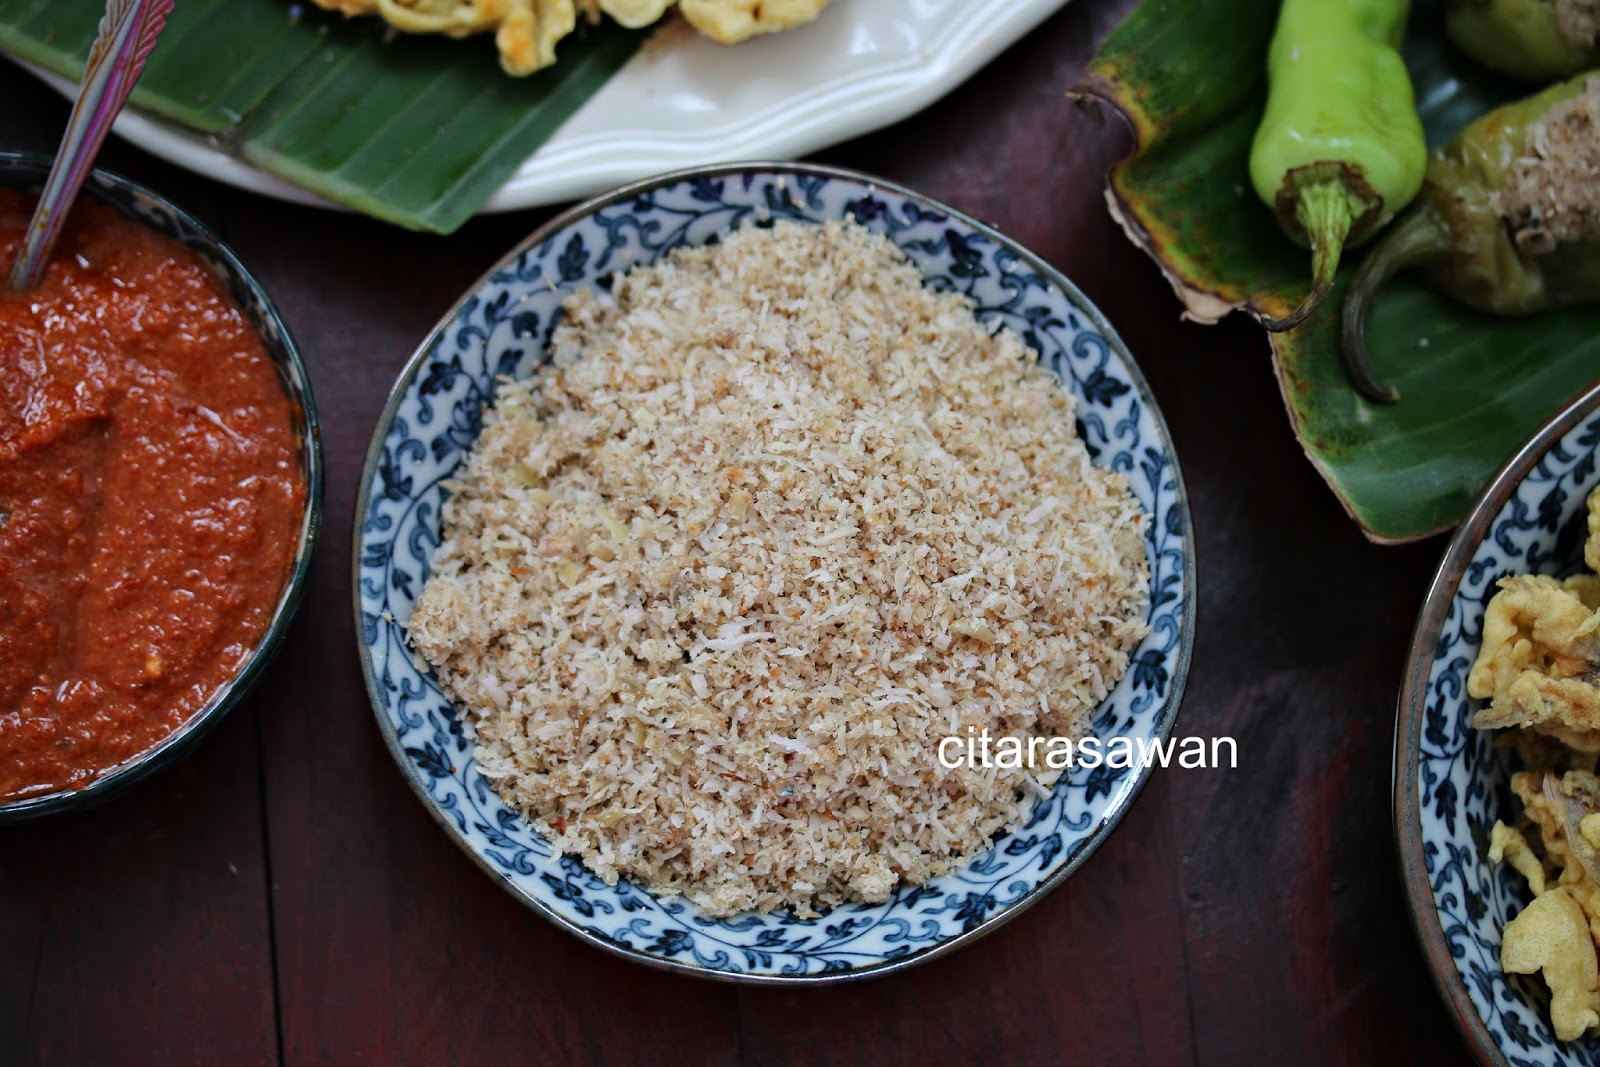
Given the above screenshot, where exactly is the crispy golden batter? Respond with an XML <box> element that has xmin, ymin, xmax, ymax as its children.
<box><xmin>1492</xmin><ymin>773</ymin><xmax>1600</xmax><ymax>1038</ymax></box>
<box><xmin>1476</xmin><ymin>485</ymin><xmax>1600</xmax><ymax>1040</ymax></box>
<box><xmin>306</xmin><ymin>0</ymin><xmax>832</xmax><ymax>74</ymax></box>
<box><xmin>1480</xmin><ymin>671</ymin><xmax>1600</xmax><ymax>739</ymax></box>
<box><xmin>1492</xmin><ymin>819</ymin><xmax>1549</xmax><ymax>895</ymax></box>
<box><xmin>1469</xmin><ymin>576</ymin><xmax>1600</xmax><ymax>695</ymax></box>
<box><xmin>1502</xmin><ymin>887</ymin><xmax>1600</xmax><ymax>1041</ymax></box>
<box><xmin>1566</xmin><ymin>571</ymin><xmax>1600</xmax><ymax>610</ymax></box>
<box><xmin>679</xmin><ymin>0</ymin><xmax>830</xmax><ymax>43</ymax></box>
<box><xmin>597</xmin><ymin>0</ymin><xmax>673</xmax><ymax>28</ymax></box>
<box><xmin>1470</xmin><ymin>575</ymin><xmax>1600</xmax><ymax>748</ymax></box>
<box><xmin>1589</xmin><ymin>484</ymin><xmax>1600</xmax><ymax>575</ymax></box>
<box><xmin>307</xmin><ymin>0</ymin><xmax>573</xmax><ymax>74</ymax></box>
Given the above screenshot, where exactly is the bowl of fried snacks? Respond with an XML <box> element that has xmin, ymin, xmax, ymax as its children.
<box><xmin>1398</xmin><ymin>377</ymin><xmax>1600</xmax><ymax>1066</ymax></box>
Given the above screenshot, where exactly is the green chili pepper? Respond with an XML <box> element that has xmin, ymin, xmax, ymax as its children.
<box><xmin>1446</xmin><ymin>0</ymin><xmax>1600</xmax><ymax>81</ymax></box>
<box><xmin>1342</xmin><ymin>73</ymin><xmax>1600</xmax><ymax>402</ymax></box>
<box><xmin>1249</xmin><ymin>0</ymin><xmax>1429</xmax><ymax>332</ymax></box>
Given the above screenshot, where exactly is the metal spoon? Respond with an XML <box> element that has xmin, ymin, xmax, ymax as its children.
<box><xmin>6</xmin><ymin>0</ymin><xmax>174</xmax><ymax>291</ymax></box>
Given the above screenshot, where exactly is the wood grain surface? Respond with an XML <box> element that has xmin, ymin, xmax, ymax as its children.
<box><xmin>0</xmin><ymin>1</ymin><xmax>1476</xmax><ymax>1062</ymax></box>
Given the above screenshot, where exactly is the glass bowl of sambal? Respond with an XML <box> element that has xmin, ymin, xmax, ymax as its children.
<box><xmin>0</xmin><ymin>152</ymin><xmax>322</xmax><ymax>822</ymax></box>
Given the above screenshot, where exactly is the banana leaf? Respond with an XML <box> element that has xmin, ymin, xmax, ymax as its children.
<box><xmin>0</xmin><ymin>0</ymin><xmax>641</xmax><ymax>233</ymax></box>
<box><xmin>1076</xmin><ymin>0</ymin><xmax>1600</xmax><ymax>542</ymax></box>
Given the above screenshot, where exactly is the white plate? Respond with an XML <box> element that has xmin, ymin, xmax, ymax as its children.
<box><xmin>21</xmin><ymin>0</ymin><xmax>1068</xmax><ymax>213</ymax></box>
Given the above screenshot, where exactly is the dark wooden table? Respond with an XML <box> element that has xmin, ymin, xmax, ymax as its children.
<box><xmin>0</xmin><ymin>2</ymin><xmax>1478</xmax><ymax>1063</ymax></box>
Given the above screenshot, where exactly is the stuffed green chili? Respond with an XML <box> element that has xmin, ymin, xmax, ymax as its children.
<box><xmin>1447</xmin><ymin>0</ymin><xmax>1600</xmax><ymax>81</ymax></box>
<box><xmin>1342</xmin><ymin>72</ymin><xmax>1600</xmax><ymax>402</ymax></box>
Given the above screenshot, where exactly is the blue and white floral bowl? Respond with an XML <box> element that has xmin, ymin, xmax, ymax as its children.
<box><xmin>1398</xmin><ymin>379</ymin><xmax>1600</xmax><ymax>1064</ymax></box>
<box><xmin>352</xmin><ymin>163</ymin><xmax>1195</xmax><ymax>982</ymax></box>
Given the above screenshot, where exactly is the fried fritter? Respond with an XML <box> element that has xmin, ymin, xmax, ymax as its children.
<box><xmin>1469</xmin><ymin>576</ymin><xmax>1600</xmax><ymax>695</ymax></box>
<box><xmin>679</xmin><ymin>0</ymin><xmax>831</xmax><ymax>43</ymax></box>
<box><xmin>1502</xmin><ymin>887</ymin><xmax>1600</xmax><ymax>1041</ymax></box>
<box><xmin>1470</xmin><ymin>575</ymin><xmax>1600</xmax><ymax>745</ymax></box>
<box><xmin>1492</xmin><ymin>819</ymin><xmax>1549</xmax><ymax>895</ymax></box>
<box><xmin>1589</xmin><ymin>484</ymin><xmax>1600</xmax><ymax>575</ymax></box>
<box><xmin>596</xmin><ymin>0</ymin><xmax>674</xmax><ymax>28</ymax></box>
<box><xmin>307</xmin><ymin>0</ymin><xmax>833</xmax><ymax>74</ymax></box>
<box><xmin>1478</xmin><ymin>672</ymin><xmax>1600</xmax><ymax>742</ymax></box>
<box><xmin>1475</xmin><ymin>483</ymin><xmax>1600</xmax><ymax>1040</ymax></box>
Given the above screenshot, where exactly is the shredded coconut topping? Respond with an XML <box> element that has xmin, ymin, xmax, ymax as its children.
<box><xmin>409</xmin><ymin>219</ymin><xmax>1150</xmax><ymax>917</ymax></box>
<box><xmin>1556</xmin><ymin>0</ymin><xmax>1600</xmax><ymax>47</ymax></box>
<box><xmin>1499</xmin><ymin>74</ymin><xmax>1600</xmax><ymax>255</ymax></box>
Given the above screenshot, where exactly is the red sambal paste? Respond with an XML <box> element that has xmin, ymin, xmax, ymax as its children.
<box><xmin>0</xmin><ymin>190</ymin><xmax>304</xmax><ymax>801</ymax></box>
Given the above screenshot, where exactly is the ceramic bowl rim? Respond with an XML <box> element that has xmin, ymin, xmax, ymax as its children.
<box><xmin>1395</xmin><ymin>375</ymin><xmax>1600</xmax><ymax>1065</ymax></box>
<box><xmin>0</xmin><ymin>150</ymin><xmax>325</xmax><ymax>823</ymax></box>
<box><xmin>350</xmin><ymin>160</ymin><xmax>1197</xmax><ymax>983</ymax></box>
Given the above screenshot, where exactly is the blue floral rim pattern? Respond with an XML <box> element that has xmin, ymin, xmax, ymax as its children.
<box><xmin>1398</xmin><ymin>378</ymin><xmax>1600</xmax><ymax>1066</ymax></box>
<box><xmin>352</xmin><ymin>163</ymin><xmax>1195</xmax><ymax>982</ymax></box>
<box><xmin>0</xmin><ymin>151</ymin><xmax>324</xmax><ymax>823</ymax></box>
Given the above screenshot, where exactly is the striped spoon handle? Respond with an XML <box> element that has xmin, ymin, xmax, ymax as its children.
<box><xmin>6</xmin><ymin>0</ymin><xmax>174</xmax><ymax>291</ymax></box>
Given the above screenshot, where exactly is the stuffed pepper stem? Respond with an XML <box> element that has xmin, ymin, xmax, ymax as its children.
<box><xmin>1339</xmin><ymin>207</ymin><xmax>1453</xmax><ymax>403</ymax></box>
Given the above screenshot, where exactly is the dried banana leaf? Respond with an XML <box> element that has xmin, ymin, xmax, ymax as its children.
<box><xmin>1076</xmin><ymin>0</ymin><xmax>1600</xmax><ymax>542</ymax></box>
<box><xmin>0</xmin><ymin>0</ymin><xmax>641</xmax><ymax>232</ymax></box>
